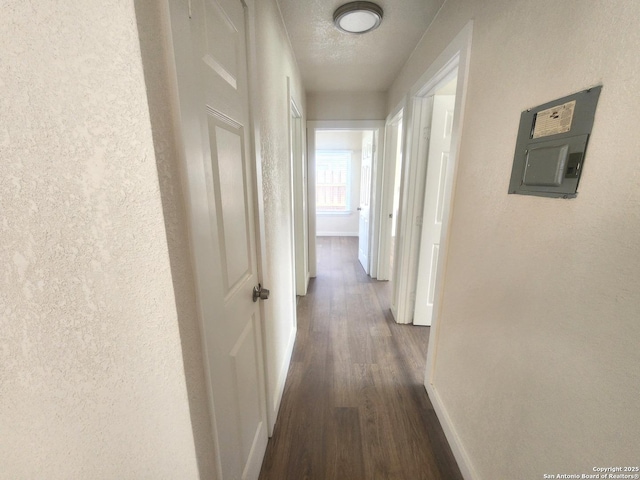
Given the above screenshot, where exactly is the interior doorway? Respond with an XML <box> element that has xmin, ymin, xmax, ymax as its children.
<box><xmin>391</xmin><ymin>24</ymin><xmax>471</xmax><ymax>329</ymax></box>
<box><xmin>289</xmin><ymin>97</ymin><xmax>308</xmax><ymax>296</ymax></box>
<box><xmin>307</xmin><ymin>121</ymin><xmax>385</xmax><ymax>277</ymax></box>
<box><xmin>413</xmin><ymin>74</ymin><xmax>457</xmax><ymax>326</ymax></box>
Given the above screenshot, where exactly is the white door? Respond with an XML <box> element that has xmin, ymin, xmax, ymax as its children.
<box><xmin>358</xmin><ymin>131</ymin><xmax>373</xmax><ymax>273</ymax></box>
<box><xmin>414</xmin><ymin>93</ymin><xmax>456</xmax><ymax>326</ymax></box>
<box><xmin>291</xmin><ymin>101</ymin><xmax>308</xmax><ymax>295</ymax></box>
<box><xmin>378</xmin><ymin>116</ymin><xmax>403</xmax><ymax>281</ymax></box>
<box><xmin>168</xmin><ymin>0</ymin><xmax>268</xmax><ymax>478</ymax></box>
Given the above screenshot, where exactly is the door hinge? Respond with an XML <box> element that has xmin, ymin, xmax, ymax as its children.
<box><xmin>188</xmin><ymin>0</ymin><xmax>192</xmax><ymax>18</ymax></box>
<box><xmin>416</xmin><ymin>215</ymin><xmax>422</xmax><ymax>226</ymax></box>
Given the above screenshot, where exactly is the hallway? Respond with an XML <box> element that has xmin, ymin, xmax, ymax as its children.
<box><xmin>259</xmin><ymin>237</ymin><xmax>462</xmax><ymax>479</ymax></box>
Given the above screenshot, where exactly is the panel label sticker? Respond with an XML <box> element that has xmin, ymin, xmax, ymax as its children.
<box><xmin>532</xmin><ymin>100</ymin><xmax>576</xmax><ymax>138</ymax></box>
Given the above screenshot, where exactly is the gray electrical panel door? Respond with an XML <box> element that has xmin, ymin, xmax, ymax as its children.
<box><xmin>508</xmin><ymin>86</ymin><xmax>601</xmax><ymax>198</ymax></box>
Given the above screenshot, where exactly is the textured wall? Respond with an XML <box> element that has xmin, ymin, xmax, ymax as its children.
<box><xmin>254</xmin><ymin>0</ymin><xmax>306</xmax><ymax>424</ymax></box>
<box><xmin>388</xmin><ymin>0</ymin><xmax>640</xmax><ymax>478</ymax></box>
<box><xmin>0</xmin><ymin>1</ymin><xmax>199</xmax><ymax>478</ymax></box>
<box><xmin>307</xmin><ymin>91</ymin><xmax>387</xmax><ymax>120</ymax></box>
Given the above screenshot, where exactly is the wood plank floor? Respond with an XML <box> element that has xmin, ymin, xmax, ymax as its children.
<box><xmin>259</xmin><ymin>236</ymin><xmax>462</xmax><ymax>480</ymax></box>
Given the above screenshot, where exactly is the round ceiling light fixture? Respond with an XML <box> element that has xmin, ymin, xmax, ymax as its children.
<box><xmin>333</xmin><ymin>1</ymin><xmax>383</xmax><ymax>34</ymax></box>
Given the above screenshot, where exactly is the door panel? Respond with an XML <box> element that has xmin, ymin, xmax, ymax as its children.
<box><xmin>204</xmin><ymin>0</ymin><xmax>238</xmax><ymax>89</ymax></box>
<box><xmin>358</xmin><ymin>131</ymin><xmax>373</xmax><ymax>273</ymax></box>
<box><xmin>378</xmin><ymin>116</ymin><xmax>402</xmax><ymax>282</ymax></box>
<box><xmin>230</xmin><ymin>315</ymin><xmax>264</xmax><ymax>468</ymax></box>
<box><xmin>208</xmin><ymin>117</ymin><xmax>251</xmax><ymax>294</ymax></box>
<box><xmin>414</xmin><ymin>94</ymin><xmax>456</xmax><ymax>326</ymax></box>
<box><xmin>435</xmin><ymin>152</ymin><xmax>448</xmax><ymax>224</ymax></box>
<box><xmin>168</xmin><ymin>0</ymin><xmax>268</xmax><ymax>478</ymax></box>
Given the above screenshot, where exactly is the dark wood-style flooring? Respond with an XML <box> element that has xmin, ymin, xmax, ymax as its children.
<box><xmin>259</xmin><ymin>236</ymin><xmax>462</xmax><ymax>480</ymax></box>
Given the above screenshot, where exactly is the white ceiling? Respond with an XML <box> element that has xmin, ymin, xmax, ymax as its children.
<box><xmin>276</xmin><ymin>0</ymin><xmax>445</xmax><ymax>93</ymax></box>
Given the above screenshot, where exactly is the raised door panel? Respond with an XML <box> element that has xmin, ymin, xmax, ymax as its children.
<box><xmin>201</xmin><ymin>0</ymin><xmax>248</xmax><ymax>118</ymax></box>
<box><xmin>203</xmin><ymin>0</ymin><xmax>239</xmax><ymax>90</ymax></box>
<box><xmin>207</xmin><ymin>112</ymin><xmax>252</xmax><ymax>298</ymax></box>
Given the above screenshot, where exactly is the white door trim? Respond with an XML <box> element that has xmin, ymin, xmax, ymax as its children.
<box><xmin>377</xmin><ymin>99</ymin><xmax>406</xmax><ymax>283</ymax></box>
<box><xmin>306</xmin><ymin>127</ymin><xmax>317</xmax><ymax>278</ymax></box>
<box><xmin>357</xmin><ymin>131</ymin><xmax>373</xmax><ymax>274</ymax></box>
<box><xmin>415</xmin><ymin>21</ymin><xmax>472</xmax><ymax>382</ymax></box>
<box><xmin>392</xmin><ymin>93</ymin><xmax>434</xmax><ymax>324</ymax></box>
<box><xmin>393</xmin><ymin>62</ymin><xmax>462</xmax><ymax>325</ymax></box>
<box><xmin>413</xmin><ymin>88</ymin><xmax>456</xmax><ymax>327</ymax></box>
<box><xmin>392</xmin><ymin>24</ymin><xmax>473</xmax><ymax>326</ymax></box>
<box><xmin>289</xmin><ymin>90</ymin><xmax>308</xmax><ymax>296</ymax></box>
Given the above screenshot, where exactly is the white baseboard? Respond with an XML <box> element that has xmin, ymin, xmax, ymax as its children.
<box><xmin>268</xmin><ymin>325</ymin><xmax>297</xmax><ymax>434</ymax></box>
<box><xmin>316</xmin><ymin>231</ymin><xmax>358</xmax><ymax>237</ymax></box>
<box><xmin>425</xmin><ymin>382</ymin><xmax>479</xmax><ymax>480</ymax></box>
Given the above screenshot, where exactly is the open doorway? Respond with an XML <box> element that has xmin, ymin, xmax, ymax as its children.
<box><xmin>413</xmin><ymin>74</ymin><xmax>457</xmax><ymax>326</ymax></box>
<box><xmin>307</xmin><ymin>121</ymin><xmax>385</xmax><ymax>277</ymax></box>
<box><xmin>391</xmin><ymin>23</ymin><xmax>471</xmax><ymax>329</ymax></box>
<box><xmin>314</xmin><ymin>130</ymin><xmax>364</xmax><ymax>236</ymax></box>
<box><xmin>314</xmin><ymin>129</ymin><xmax>373</xmax><ymax>273</ymax></box>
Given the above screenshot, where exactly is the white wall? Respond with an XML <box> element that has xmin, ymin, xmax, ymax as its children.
<box><xmin>315</xmin><ymin>130</ymin><xmax>363</xmax><ymax>236</ymax></box>
<box><xmin>307</xmin><ymin>91</ymin><xmax>387</xmax><ymax>120</ymax></box>
<box><xmin>0</xmin><ymin>2</ymin><xmax>200</xmax><ymax>478</ymax></box>
<box><xmin>388</xmin><ymin>0</ymin><xmax>640</xmax><ymax>478</ymax></box>
<box><xmin>254</xmin><ymin>0</ymin><xmax>306</xmax><ymax>429</ymax></box>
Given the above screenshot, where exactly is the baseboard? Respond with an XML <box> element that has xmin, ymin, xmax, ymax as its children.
<box><xmin>316</xmin><ymin>232</ymin><xmax>358</xmax><ymax>237</ymax></box>
<box><xmin>268</xmin><ymin>325</ymin><xmax>297</xmax><ymax>434</ymax></box>
<box><xmin>425</xmin><ymin>382</ymin><xmax>479</xmax><ymax>480</ymax></box>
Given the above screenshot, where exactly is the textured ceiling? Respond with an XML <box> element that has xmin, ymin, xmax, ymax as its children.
<box><xmin>277</xmin><ymin>0</ymin><xmax>445</xmax><ymax>93</ymax></box>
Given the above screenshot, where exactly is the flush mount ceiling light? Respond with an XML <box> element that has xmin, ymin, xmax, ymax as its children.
<box><xmin>333</xmin><ymin>1</ymin><xmax>383</xmax><ymax>34</ymax></box>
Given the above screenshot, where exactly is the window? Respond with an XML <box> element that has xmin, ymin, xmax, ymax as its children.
<box><xmin>316</xmin><ymin>150</ymin><xmax>351</xmax><ymax>212</ymax></box>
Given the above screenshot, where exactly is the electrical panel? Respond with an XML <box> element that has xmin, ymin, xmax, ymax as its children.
<box><xmin>508</xmin><ymin>86</ymin><xmax>601</xmax><ymax>198</ymax></box>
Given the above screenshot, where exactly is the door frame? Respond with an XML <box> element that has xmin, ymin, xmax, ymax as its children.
<box><xmin>412</xmin><ymin>75</ymin><xmax>457</xmax><ymax>327</ymax></box>
<box><xmin>306</xmin><ymin>120</ymin><xmax>385</xmax><ymax>276</ymax></box>
<box><xmin>357</xmin><ymin>130</ymin><xmax>374</xmax><ymax>274</ymax></box>
<box><xmin>377</xmin><ymin>101</ymin><xmax>406</xmax><ymax>283</ymax></box>
<box><xmin>392</xmin><ymin>23</ymin><xmax>472</xmax><ymax>327</ymax></box>
<box><xmin>288</xmin><ymin>86</ymin><xmax>308</xmax><ymax>296</ymax></box>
